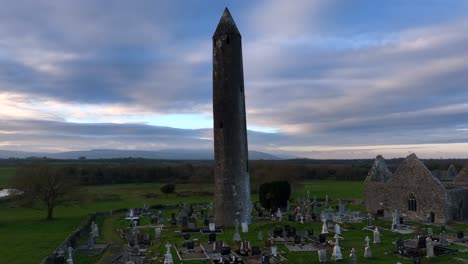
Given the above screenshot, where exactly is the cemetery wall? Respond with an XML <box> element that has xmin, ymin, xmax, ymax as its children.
<box><xmin>39</xmin><ymin>208</ymin><xmax>127</xmax><ymax>264</ymax></box>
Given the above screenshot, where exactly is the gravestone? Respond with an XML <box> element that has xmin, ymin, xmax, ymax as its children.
<box><xmin>276</xmin><ymin>208</ymin><xmax>282</xmax><ymax>221</ymax></box>
<box><xmin>417</xmin><ymin>236</ymin><xmax>426</xmax><ymax>248</ymax></box>
<box><xmin>427</xmin><ymin>227</ymin><xmax>433</xmax><ymax>237</ymax></box>
<box><xmin>209</xmin><ymin>233</ymin><xmax>216</xmax><ymax>243</ymax></box>
<box><xmin>349</xmin><ymin>248</ymin><xmax>357</xmax><ymax>264</ymax></box>
<box><xmin>87</xmin><ymin>235</ymin><xmax>95</xmax><ymax>250</ymax></box>
<box><xmin>364</xmin><ymin>236</ymin><xmax>372</xmax><ymax>258</ymax></box>
<box><xmin>241</xmin><ymin>222</ymin><xmax>249</xmax><ymax>233</ymax></box>
<box><xmin>334</xmin><ymin>223</ymin><xmax>341</xmax><ymax>235</ymax></box>
<box><xmin>188</xmin><ymin>222</ymin><xmax>196</xmax><ymax>229</ymax></box>
<box><xmin>209</xmin><ymin>222</ymin><xmax>216</xmax><ymax>232</ymax></box>
<box><xmin>332</xmin><ymin>233</ymin><xmax>343</xmax><ymax>260</ymax></box>
<box><xmin>319</xmin><ymin>234</ymin><xmax>326</xmax><ymax>244</ymax></box>
<box><xmin>321</xmin><ymin>220</ymin><xmax>328</xmax><ymax>234</ymax></box>
<box><xmin>426</xmin><ymin>237</ymin><xmax>434</xmax><ymax>258</ymax></box>
<box><xmin>233</xmin><ymin>220</ymin><xmax>241</xmax><ymax>242</ymax></box>
<box><xmin>186</xmin><ymin>241</ymin><xmax>195</xmax><ymax>251</ymax></box>
<box><xmin>396</xmin><ymin>238</ymin><xmax>404</xmax><ymax>254</ymax></box>
<box><xmin>252</xmin><ymin>246</ymin><xmax>261</xmax><ymax>256</ymax></box>
<box><xmin>67</xmin><ymin>247</ymin><xmax>73</xmax><ymax>264</ymax></box>
<box><xmin>367</xmin><ymin>213</ymin><xmax>373</xmax><ymax>227</ymax></box>
<box><xmin>221</xmin><ymin>246</ymin><xmax>231</xmax><ymax>255</ymax></box>
<box><xmin>261</xmin><ymin>253</ymin><xmax>270</xmax><ymax>264</ymax></box>
<box><xmin>213</xmin><ymin>240</ymin><xmax>223</xmax><ymax>253</ymax></box>
<box><xmin>440</xmin><ymin>231</ymin><xmax>448</xmax><ymax>246</ymax></box>
<box><xmin>373</xmin><ymin>227</ymin><xmax>381</xmax><ymax>243</ymax></box>
<box><xmin>240</xmin><ymin>240</ymin><xmax>251</xmax><ymax>256</ymax></box>
<box><xmin>164</xmin><ymin>243</ymin><xmax>173</xmax><ymax>264</ymax></box>
<box><xmin>171</xmin><ymin>213</ymin><xmax>177</xmax><ymax>226</ymax></box>
<box><xmin>392</xmin><ymin>209</ymin><xmax>399</xmax><ymax>231</ymax></box>
<box><xmin>458</xmin><ymin>231</ymin><xmax>464</xmax><ymax>239</ymax></box>
<box><xmin>155</xmin><ymin>227</ymin><xmax>162</xmax><ymax>240</ymax></box>
<box><xmin>294</xmin><ymin>235</ymin><xmax>301</xmax><ymax>245</ymax></box>
<box><xmin>318</xmin><ymin>249</ymin><xmax>327</xmax><ymax>263</ymax></box>
<box><xmin>181</xmin><ymin>216</ymin><xmax>189</xmax><ymax>228</ymax></box>
<box><xmin>258</xmin><ymin>231</ymin><xmax>264</xmax><ymax>241</ymax></box>
<box><xmin>271</xmin><ymin>245</ymin><xmax>277</xmax><ymax>257</ymax></box>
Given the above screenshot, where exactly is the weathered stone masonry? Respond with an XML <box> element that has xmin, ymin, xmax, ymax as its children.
<box><xmin>365</xmin><ymin>153</ymin><xmax>468</xmax><ymax>224</ymax></box>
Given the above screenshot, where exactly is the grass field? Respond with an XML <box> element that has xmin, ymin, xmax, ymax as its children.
<box><xmin>0</xmin><ymin>167</ymin><xmax>16</xmax><ymax>188</ymax></box>
<box><xmin>0</xmin><ymin>179</ymin><xmax>467</xmax><ymax>263</ymax></box>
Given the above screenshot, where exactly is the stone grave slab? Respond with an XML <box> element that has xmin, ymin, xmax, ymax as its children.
<box><xmin>174</xmin><ymin>244</ymin><xmax>209</xmax><ymax>261</ymax></box>
<box><xmin>285</xmin><ymin>243</ymin><xmax>318</xmax><ymax>252</ymax></box>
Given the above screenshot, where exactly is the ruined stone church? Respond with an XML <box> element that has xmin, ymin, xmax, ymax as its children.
<box><xmin>365</xmin><ymin>153</ymin><xmax>468</xmax><ymax>224</ymax></box>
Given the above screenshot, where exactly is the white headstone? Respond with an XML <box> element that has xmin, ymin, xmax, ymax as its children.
<box><xmin>349</xmin><ymin>248</ymin><xmax>357</xmax><ymax>264</ymax></box>
<box><xmin>209</xmin><ymin>223</ymin><xmax>215</xmax><ymax>232</ymax></box>
<box><xmin>373</xmin><ymin>227</ymin><xmax>381</xmax><ymax>243</ymax></box>
<box><xmin>332</xmin><ymin>233</ymin><xmax>343</xmax><ymax>260</ymax></box>
<box><xmin>321</xmin><ymin>220</ymin><xmax>328</xmax><ymax>234</ymax></box>
<box><xmin>271</xmin><ymin>245</ymin><xmax>278</xmax><ymax>257</ymax></box>
<box><xmin>66</xmin><ymin>247</ymin><xmax>73</xmax><ymax>264</ymax></box>
<box><xmin>155</xmin><ymin>227</ymin><xmax>162</xmax><ymax>240</ymax></box>
<box><xmin>164</xmin><ymin>243</ymin><xmax>173</xmax><ymax>264</ymax></box>
<box><xmin>241</xmin><ymin>222</ymin><xmax>249</xmax><ymax>233</ymax></box>
<box><xmin>276</xmin><ymin>208</ymin><xmax>282</xmax><ymax>221</ymax></box>
<box><xmin>91</xmin><ymin>222</ymin><xmax>99</xmax><ymax>238</ymax></box>
<box><xmin>318</xmin><ymin>249</ymin><xmax>327</xmax><ymax>263</ymax></box>
<box><xmin>334</xmin><ymin>223</ymin><xmax>341</xmax><ymax>235</ymax></box>
<box><xmin>426</xmin><ymin>237</ymin><xmax>434</xmax><ymax>258</ymax></box>
<box><xmin>364</xmin><ymin>236</ymin><xmax>372</xmax><ymax>258</ymax></box>
<box><xmin>392</xmin><ymin>209</ymin><xmax>399</xmax><ymax>231</ymax></box>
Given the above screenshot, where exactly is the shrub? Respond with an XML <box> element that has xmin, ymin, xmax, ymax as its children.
<box><xmin>160</xmin><ymin>183</ymin><xmax>175</xmax><ymax>195</ymax></box>
<box><xmin>258</xmin><ymin>181</ymin><xmax>291</xmax><ymax>211</ymax></box>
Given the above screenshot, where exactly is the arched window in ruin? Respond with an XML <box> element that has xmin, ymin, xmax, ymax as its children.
<box><xmin>408</xmin><ymin>194</ymin><xmax>417</xmax><ymax>212</ymax></box>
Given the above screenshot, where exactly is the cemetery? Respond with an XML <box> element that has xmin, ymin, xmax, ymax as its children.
<box><xmin>45</xmin><ymin>191</ymin><xmax>468</xmax><ymax>264</ymax></box>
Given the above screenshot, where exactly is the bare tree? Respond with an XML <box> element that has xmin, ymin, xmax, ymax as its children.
<box><xmin>11</xmin><ymin>162</ymin><xmax>79</xmax><ymax>220</ymax></box>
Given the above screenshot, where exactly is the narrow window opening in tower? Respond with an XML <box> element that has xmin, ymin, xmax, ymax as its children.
<box><xmin>226</xmin><ymin>36</ymin><xmax>230</xmax><ymax>44</ymax></box>
<box><xmin>219</xmin><ymin>121</ymin><xmax>224</xmax><ymax>129</ymax></box>
<box><xmin>240</xmin><ymin>85</ymin><xmax>244</xmax><ymax>93</ymax></box>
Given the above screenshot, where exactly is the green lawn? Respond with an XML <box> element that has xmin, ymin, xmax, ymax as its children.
<box><xmin>0</xmin><ymin>182</ymin><xmax>213</xmax><ymax>264</ymax></box>
<box><xmin>0</xmin><ymin>167</ymin><xmax>16</xmax><ymax>188</ymax></box>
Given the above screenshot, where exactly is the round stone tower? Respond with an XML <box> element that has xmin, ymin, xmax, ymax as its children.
<box><xmin>212</xmin><ymin>7</ymin><xmax>251</xmax><ymax>226</ymax></box>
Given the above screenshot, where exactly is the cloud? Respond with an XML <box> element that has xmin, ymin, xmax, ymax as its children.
<box><xmin>0</xmin><ymin>1</ymin><xmax>467</xmax><ymax>158</ymax></box>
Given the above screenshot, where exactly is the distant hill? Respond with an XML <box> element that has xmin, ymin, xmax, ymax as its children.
<box><xmin>0</xmin><ymin>149</ymin><xmax>283</xmax><ymax>160</ymax></box>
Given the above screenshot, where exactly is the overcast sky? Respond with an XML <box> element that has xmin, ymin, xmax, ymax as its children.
<box><xmin>1</xmin><ymin>0</ymin><xmax>468</xmax><ymax>158</ymax></box>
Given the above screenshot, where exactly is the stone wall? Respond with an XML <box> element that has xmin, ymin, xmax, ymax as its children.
<box><xmin>364</xmin><ymin>181</ymin><xmax>388</xmax><ymax>216</ymax></box>
<box><xmin>365</xmin><ymin>154</ymin><xmax>455</xmax><ymax>224</ymax></box>
<box><xmin>447</xmin><ymin>187</ymin><xmax>468</xmax><ymax>221</ymax></box>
